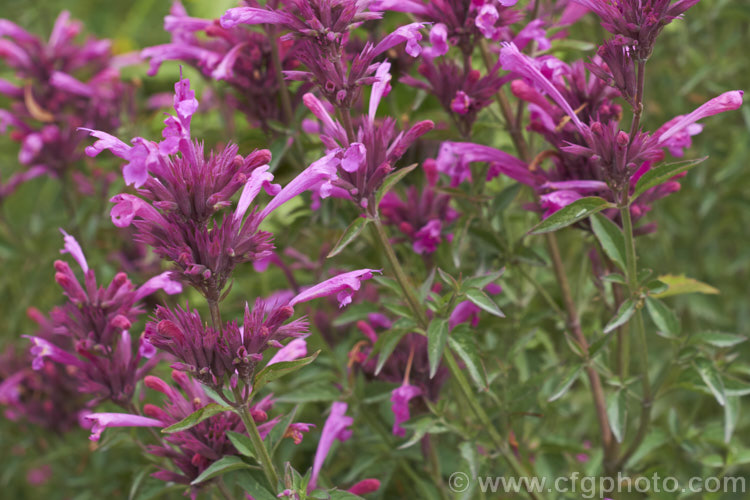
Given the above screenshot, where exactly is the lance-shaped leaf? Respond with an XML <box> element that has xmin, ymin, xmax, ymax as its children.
<box><xmin>591</xmin><ymin>214</ymin><xmax>627</xmax><ymax>271</ymax></box>
<box><xmin>724</xmin><ymin>396</ymin><xmax>740</xmax><ymax>443</ymax></box>
<box><xmin>530</xmin><ymin>197</ymin><xmax>613</xmax><ymax>235</ymax></box>
<box><xmin>607</xmin><ymin>390</ymin><xmax>627</xmax><ymax>443</ymax></box>
<box><xmin>448</xmin><ymin>330</ymin><xmax>488</xmax><ymax>389</ymax></box>
<box><xmin>190</xmin><ymin>456</ymin><xmax>252</xmax><ymax>485</ymax></box>
<box><xmin>162</xmin><ymin>403</ymin><xmax>235</xmax><ymax>433</ymax></box>
<box><xmin>427</xmin><ymin>318</ymin><xmax>450</xmax><ymax>379</ymax></box>
<box><xmin>327</xmin><ymin>217</ymin><xmax>369</xmax><ymax>258</ymax></box>
<box><xmin>253</xmin><ymin>351</ymin><xmax>319</xmax><ymax>392</ymax></box>
<box><xmin>694</xmin><ymin>331</ymin><xmax>747</xmax><ymax>349</ymax></box>
<box><xmin>548</xmin><ymin>365</ymin><xmax>583</xmax><ymax>402</ymax></box>
<box><xmin>373</xmin><ymin>328</ymin><xmax>409</xmax><ymax>375</ymax></box>
<box><xmin>632</xmin><ymin>157</ymin><xmax>707</xmax><ymax>200</ymax></box>
<box><xmin>460</xmin><ymin>268</ymin><xmax>505</xmax><ymax>293</ymax></box>
<box><xmin>603</xmin><ymin>298</ymin><xmax>636</xmax><ymax>334</ymax></box>
<box><xmin>651</xmin><ymin>274</ymin><xmax>719</xmax><ymax>298</ymax></box>
<box><xmin>375</xmin><ymin>163</ymin><xmax>418</xmax><ymax>206</ymax></box>
<box><xmin>464</xmin><ymin>288</ymin><xmax>505</xmax><ymax>318</ymax></box>
<box><xmin>694</xmin><ymin>357</ymin><xmax>726</xmax><ymax>407</ymax></box>
<box><xmin>234</xmin><ymin>470</ymin><xmax>277</xmax><ymax>500</ymax></box>
<box><xmin>645</xmin><ymin>297</ymin><xmax>680</xmax><ymax>337</ymax></box>
<box><xmin>226</xmin><ymin>431</ymin><xmax>257</xmax><ymax>460</ymax></box>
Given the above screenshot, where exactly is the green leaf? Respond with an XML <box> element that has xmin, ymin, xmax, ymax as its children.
<box><xmin>373</xmin><ymin>328</ymin><xmax>409</xmax><ymax>375</ymax></box>
<box><xmin>234</xmin><ymin>470</ymin><xmax>277</xmax><ymax>500</ymax></box>
<box><xmin>448</xmin><ymin>330</ymin><xmax>488</xmax><ymax>389</ymax></box>
<box><xmin>601</xmin><ymin>273</ymin><xmax>627</xmax><ymax>284</ymax></box>
<box><xmin>591</xmin><ymin>214</ymin><xmax>627</xmax><ymax>271</ymax></box>
<box><xmin>694</xmin><ymin>357</ymin><xmax>726</xmax><ymax>406</ymax></box>
<box><xmin>644</xmin><ymin>297</ymin><xmax>680</xmax><ymax>337</ymax></box>
<box><xmin>162</xmin><ymin>403</ymin><xmax>234</xmax><ymax>433</ymax></box>
<box><xmin>603</xmin><ymin>298</ymin><xmax>636</xmax><ymax>334</ymax></box>
<box><xmin>694</xmin><ymin>331</ymin><xmax>747</xmax><ymax>348</ymax></box>
<box><xmin>375</xmin><ymin>163</ymin><xmax>418</xmax><ymax>206</ymax></box>
<box><xmin>329</xmin><ymin>491</ymin><xmax>366</xmax><ymax>500</ymax></box>
<box><xmin>548</xmin><ymin>365</ymin><xmax>582</xmax><ymax>402</ymax></box>
<box><xmin>266</xmin><ymin>406</ymin><xmax>298</xmax><ymax>455</ymax></box>
<box><xmin>607</xmin><ymin>390</ymin><xmax>627</xmax><ymax>443</ymax></box>
<box><xmin>253</xmin><ymin>351</ymin><xmax>319</xmax><ymax>392</ymax></box>
<box><xmin>529</xmin><ymin>197</ymin><xmax>613</xmax><ymax>235</ymax></box>
<box><xmin>724</xmin><ymin>376</ymin><xmax>750</xmax><ymax>397</ymax></box>
<box><xmin>461</xmin><ymin>268</ymin><xmax>505</xmax><ymax>293</ymax></box>
<box><xmin>327</xmin><ymin>217</ymin><xmax>369</xmax><ymax>258</ymax></box>
<box><xmin>427</xmin><ymin>319</ymin><xmax>450</xmax><ymax>379</ymax></box>
<box><xmin>724</xmin><ymin>396</ymin><xmax>740</xmax><ymax>443</ymax></box>
<box><xmin>190</xmin><ymin>456</ymin><xmax>252</xmax><ymax>485</ymax></box>
<box><xmin>632</xmin><ymin>157</ymin><xmax>707</xmax><ymax>199</ymax></box>
<box><xmin>226</xmin><ymin>431</ymin><xmax>256</xmax><ymax>460</ymax></box>
<box><xmin>464</xmin><ymin>288</ymin><xmax>505</xmax><ymax>318</ymax></box>
<box><xmin>645</xmin><ymin>280</ymin><xmax>669</xmax><ymax>295</ymax></box>
<box><xmin>651</xmin><ymin>274</ymin><xmax>719</xmax><ymax>298</ymax></box>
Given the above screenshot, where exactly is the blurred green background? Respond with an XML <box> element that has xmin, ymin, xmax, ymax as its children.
<box><xmin>1</xmin><ymin>0</ymin><xmax>748</xmax><ymax>498</ymax></box>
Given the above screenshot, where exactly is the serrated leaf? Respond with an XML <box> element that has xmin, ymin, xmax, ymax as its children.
<box><xmin>190</xmin><ymin>456</ymin><xmax>252</xmax><ymax>485</ymax></box>
<box><xmin>327</xmin><ymin>217</ymin><xmax>369</xmax><ymax>258</ymax></box>
<box><xmin>529</xmin><ymin>197</ymin><xmax>613</xmax><ymax>235</ymax></box>
<box><xmin>591</xmin><ymin>214</ymin><xmax>627</xmax><ymax>271</ymax></box>
<box><xmin>227</xmin><ymin>431</ymin><xmax>256</xmax><ymax>460</ymax></box>
<box><xmin>694</xmin><ymin>331</ymin><xmax>747</xmax><ymax>348</ymax></box>
<box><xmin>448</xmin><ymin>331</ymin><xmax>488</xmax><ymax>389</ymax></box>
<box><xmin>373</xmin><ymin>328</ymin><xmax>409</xmax><ymax>375</ymax></box>
<box><xmin>464</xmin><ymin>288</ymin><xmax>505</xmax><ymax>318</ymax></box>
<box><xmin>694</xmin><ymin>358</ymin><xmax>726</xmax><ymax>407</ymax></box>
<box><xmin>548</xmin><ymin>365</ymin><xmax>582</xmax><ymax>402</ymax></box>
<box><xmin>632</xmin><ymin>157</ymin><xmax>707</xmax><ymax>199</ymax></box>
<box><xmin>644</xmin><ymin>297</ymin><xmax>680</xmax><ymax>336</ymax></box>
<box><xmin>253</xmin><ymin>352</ymin><xmax>319</xmax><ymax>392</ymax></box>
<box><xmin>375</xmin><ymin>163</ymin><xmax>418</xmax><ymax>206</ymax></box>
<box><xmin>607</xmin><ymin>390</ymin><xmax>627</xmax><ymax>443</ymax></box>
<box><xmin>603</xmin><ymin>298</ymin><xmax>636</xmax><ymax>334</ymax></box>
<box><xmin>651</xmin><ymin>274</ymin><xmax>719</xmax><ymax>298</ymax></box>
<box><xmin>427</xmin><ymin>319</ymin><xmax>450</xmax><ymax>379</ymax></box>
<box><xmin>162</xmin><ymin>403</ymin><xmax>234</xmax><ymax>433</ymax></box>
<box><xmin>723</xmin><ymin>376</ymin><xmax>750</xmax><ymax>397</ymax></box>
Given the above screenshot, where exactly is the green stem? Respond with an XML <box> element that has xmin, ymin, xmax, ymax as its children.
<box><xmin>237</xmin><ymin>400</ymin><xmax>279</xmax><ymax>489</ymax></box>
<box><xmin>616</xmin><ymin>206</ymin><xmax>652</xmax><ymax>469</ymax></box>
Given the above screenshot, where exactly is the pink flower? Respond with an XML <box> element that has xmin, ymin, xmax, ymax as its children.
<box><xmin>310</xmin><ymin>402</ymin><xmax>353</xmax><ymax>490</ymax></box>
<box><xmin>289</xmin><ymin>269</ymin><xmax>380</xmax><ymax>308</ymax></box>
<box><xmin>84</xmin><ymin>412</ymin><xmax>162</xmax><ymax>441</ymax></box>
<box><xmin>268</xmin><ymin>338</ymin><xmax>308</xmax><ymax>366</ymax></box>
<box><xmin>390</xmin><ymin>383</ymin><xmax>422</xmax><ymax>437</ymax></box>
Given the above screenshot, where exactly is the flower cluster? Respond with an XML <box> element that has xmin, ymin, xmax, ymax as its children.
<box><xmin>142</xmin><ymin>1</ymin><xmax>301</xmax><ymax>131</ymax></box>
<box><xmin>0</xmin><ymin>11</ymin><xmax>131</xmax><ymax>198</ymax></box>
<box><xmin>24</xmin><ymin>231</ymin><xmax>181</xmax><ymax>407</ymax></box>
<box><xmin>82</xmin><ymin>73</ymin><xmax>345</xmax><ymax>298</ymax></box>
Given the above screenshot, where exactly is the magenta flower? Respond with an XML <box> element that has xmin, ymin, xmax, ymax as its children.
<box><xmin>83</xmin><ymin>74</ymin><xmax>343</xmax><ymax>298</ymax></box>
<box><xmin>268</xmin><ymin>338</ymin><xmax>308</xmax><ymax>366</ymax></box>
<box><xmin>302</xmin><ymin>64</ymin><xmax>434</xmax><ymax>212</ymax></box>
<box><xmin>391</xmin><ymin>383</ymin><xmax>422</xmax><ymax>437</ymax></box>
<box><xmin>24</xmin><ymin>231</ymin><xmax>181</xmax><ymax>407</ymax></box>
<box><xmin>84</xmin><ymin>412</ymin><xmax>162</xmax><ymax>441</ymax></box>
<box><xmin>142</xmin><ymin>2</ymin><xmax>300</xmax><ymax>130</ymax></box>
<box><xmin>0</xmin><ymin>11</ymin><xmax>132</xmax><ymax>193</ymax></box>
<box><xmin>379</xmin><ymin>162</ymin><xmax>459</xmax><ymax>255</ymax></box>
<box><xmin>310</xmin><ymin>402</ymin><xmax>353</xmax><ymax>490</ymax></box>
<box><xmin>289</xmin><ymin>269</ymin><xmax>380</xmax><ymax>308</ymax></box>
<box><xmin>572</xmin><ymin>0</ymin><xmax>702</xmax><ymax>58</ymax></box>
<box><xmin>401</xmin><ymin>59</ymin><xmax>504</xmax><ymax>137</ymax></box>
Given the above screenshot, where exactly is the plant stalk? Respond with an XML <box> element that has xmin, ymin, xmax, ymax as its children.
<box><xmin>236</xmin><ymin>398</ymin><xmax>280</xmax><ymax>489</ymax></box>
